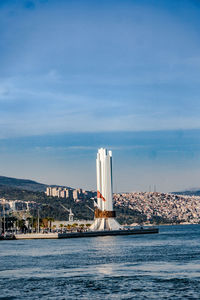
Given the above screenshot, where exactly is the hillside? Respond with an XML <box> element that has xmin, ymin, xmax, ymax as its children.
<box><xmin>0</xmin><ymin>185</ymin><xmax>147</xmax><ymax>224</ymax></box>
<box><xmin>2</xmin><ymin>185</ymin><xmax>200</xmax><ymax>225</ymax></box>
<box><xmin>1</xmin><ymin>176</ymin><xmax>200</xmax><ymax>224</ymax></box>
<box><xmin>114</xmin><ymin>192</ymin><xmax>200</xmax><ymax>224</ymax></box>
<box><xmin>173</xmin><ymin>189</ymin><xmax>200</xmax><ymax>196</ymax></box>
<box><xmin>0</xmin><ymin>175</ymin><xmax>48</xmax><ymax>192</ymax></box>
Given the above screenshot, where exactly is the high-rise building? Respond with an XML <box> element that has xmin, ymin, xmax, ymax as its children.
<box><xmin>73</xmin><ymin>189</ymin><xmax>79</xmax><ymax>200</ymax></box>
<box><xmin>60</xmin><ymin>190</ymin><xmax>66</xmax><ymax>198</ymax></box>
<box><xmin>66</xmin><ymin>189</ymin><xmax>73</xmax><ymax>199</ymax></box>
<box><xmin>46</xmin><ymin>187</ymin><xmax>73</xmax><ymax>199</ymax></box>
<box><xmin>46</xmin><ymin>187</ymin><xmax>52</xmax><ymax>196</ymax></box>
<box><xmin>51</xmin><ymin>187</ymin><xmax>59</xmax><ymax>197</ymax></box>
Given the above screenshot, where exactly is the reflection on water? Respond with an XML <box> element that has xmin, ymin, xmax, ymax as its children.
<box><xmin>0</xmin><ymin>225</ymin><xmax>200</xmax><ymax>299</ymax></box>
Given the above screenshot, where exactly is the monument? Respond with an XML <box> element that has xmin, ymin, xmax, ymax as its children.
<box><xmin>90</xmin><ymin>148</ymin><xmax>121</xmax><ymax>231</ymax></box>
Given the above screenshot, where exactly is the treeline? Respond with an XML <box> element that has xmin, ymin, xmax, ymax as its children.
<box><xmin>0</xmin><ymin>175</ymin><xmax>47</xmax><ymax>191</ymax></box>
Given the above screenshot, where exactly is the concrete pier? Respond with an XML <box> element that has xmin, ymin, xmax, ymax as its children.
<box><xmin>15</xmin><ymin>233</ymin><xmax>58</xmax><ymax>239</ymax></box>
<box><xmin>58</xmin><ymin>228</ymin><xmax>159</xmax><ymax>238</ymax></box>
<box><xmin>8</xmin><ymin>228</ymin><xmax>159</xmax><ymax>240</ymax></box>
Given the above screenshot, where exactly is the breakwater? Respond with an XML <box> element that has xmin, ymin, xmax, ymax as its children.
<box><xmin>2</xmin><ymin>228</ymin><xmax>159</xmax><ymax>240</ymax></box>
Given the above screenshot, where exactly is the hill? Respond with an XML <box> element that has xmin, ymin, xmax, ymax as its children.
<box><xmin>114</xmin><ymin>192</ymin><xmax>200</xmax><ymax>224</ymax></box>
<box><xmin>0</xmin><ymin>185</ymin><xmax>147</xmax><ymax>224</ymax></box>
<box><xmin>1</xmin><ymin>176</ymin><xmax>199</xmax><ymax>224</ymax></box>
<box><xmin>0</xmin><ymin>175</ymin><xmax>47</xmax><ymax>192</ymax></box>
<box><xmin>173</xmin><ymin>189</ymin><xmax>200</xmax><ymax>196</ymax></box>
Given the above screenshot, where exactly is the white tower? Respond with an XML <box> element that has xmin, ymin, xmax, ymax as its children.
<box><xmin>90</xmin><ymin>148</ymin><xmax>121</xmax><ymax>231</ymax></box>
<box><xmin>69</xmin><ymin>209</ymin><xmax>74</xmax><ymax>222</ymax></box>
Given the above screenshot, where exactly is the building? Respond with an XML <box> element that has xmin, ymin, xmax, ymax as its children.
<box><xmin>51</xmin><ymin>187</ymin><xmax>59</xmax><ymax>197</ymax></box>
<box><xmin>73</xmin><ymin>189</ymin><xmax>79</xmax><ymax>200</ymax></box>
<box><xmin>46</xmin><ymin>187</ymin><xmax>52</xmax><ymax>196</ymax></box>
<box><xmin>66</xmin><ymin>189</ymin><xmax>73</xmax><ymax>199</ymax></box>
<box><xmin>46</xmin><ymin>187</ymin><xmax>74</xmax><ymax>199</ymax></box>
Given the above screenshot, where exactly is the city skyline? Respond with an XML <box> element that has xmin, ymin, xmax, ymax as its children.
<box><xmin>0</xmin><ymin>0</ymin><xmax>200</xmax><ymax>192</ymax></box>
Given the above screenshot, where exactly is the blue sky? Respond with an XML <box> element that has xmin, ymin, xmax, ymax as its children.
<box><xmin>0</xmin><ymin>0</ymin><xmax>200</xmax><ymax>192</ymax></box>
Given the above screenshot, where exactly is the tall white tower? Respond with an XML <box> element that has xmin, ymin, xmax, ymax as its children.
<box><xmin>90</xmin><ymin>148</ymin><xmax>121</xmax><ymax>231</ymax></box>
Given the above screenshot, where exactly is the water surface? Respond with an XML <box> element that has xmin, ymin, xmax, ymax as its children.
<box><xmin>0</xmin><ymin>225</ymin><xmax>200</xmax><ymax>299</ymax></box>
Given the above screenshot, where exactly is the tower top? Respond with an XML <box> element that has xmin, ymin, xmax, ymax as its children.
<box><xmin>97</xmin><ymin>148</ymin><xmax>112</xmax><ymax>157</ymax></box>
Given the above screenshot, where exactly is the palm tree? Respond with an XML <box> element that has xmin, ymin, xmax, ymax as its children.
<box><xmin>52</xmin><ymin>225</ymin><xmax>57</xmax><ymax>232</ymax></box>
<box><xmin>67</xmin><ymin>224</ymin><xmax>72</xmax><ymax>231</ymax></box>
<box><xmin>32</xmin><ymin>217</ymin><xmax>37</xmax><ymax>233</ymax></box>
<box><xmin>86</xmin><ymin>223</ymin><xmax>91</xmax><ymax>231</ymax></box>
<box><xmin>40</xmin><ymin>223</ymin><xmax>45</xmax><ymax>233</ymax></box>
<box><xmin>18</xmin><ymin>219</ymin><xmax>26</xmax><ymax>233</ymax></box>
<box><xmin>59</xmin><ymin>224</ymin><xmax>64</xmax><ymax>233</ymax></box>
<box><xmin>42</xmin><ymin>218</ymin><xmax>48</xmax><ymax>229</ymax></box>
<box><xmin>26</xmin><ymin>217</ymin><xmax>32</xmax><ymax>233</ymax></box>
<box><xmin>71</xmin><ymin>223</ymin><xmax>78</xmax><ymax>232</ymax></box>
<box><xmin>48</xmin><ymin>217</ymin><xmax>54</xmax><ymax>232</ymax></box>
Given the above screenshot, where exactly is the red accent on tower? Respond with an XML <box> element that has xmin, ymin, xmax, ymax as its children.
<box><xmin>97</xmin><ymin>191</ymin><xmax>106</xmax><ymax>202</ymax></box>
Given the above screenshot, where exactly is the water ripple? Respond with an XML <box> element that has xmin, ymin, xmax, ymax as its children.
<box><xmin>0</xmin><ymin>225</ymin><xmax>200</xmax><ymax>299</ymax></box>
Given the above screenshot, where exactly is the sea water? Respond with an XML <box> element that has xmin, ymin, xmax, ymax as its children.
<box><xmin>0</xmin><ymin>225</ymin><xmax>200</xmax><ymax>299</ymax></box>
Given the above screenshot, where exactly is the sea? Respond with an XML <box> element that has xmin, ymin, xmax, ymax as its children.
<box><xmin>0</xmin><ymin>225</ymin><xmax>200</xmax><ymax>299</ymax></box>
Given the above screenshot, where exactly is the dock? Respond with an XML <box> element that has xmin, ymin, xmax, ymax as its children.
<box><xmin>1</xmin><ymin>227</ymin><xmax>159</xmax><ymax>240</ymax></box>
<box><xmin>58</xmin><ymin>228</ymin><xmax>159</xmax><ymax>238</ymax></box>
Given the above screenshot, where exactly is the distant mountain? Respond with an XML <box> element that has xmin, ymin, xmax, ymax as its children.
<box><xmin>173</xmin><ymin>188</ymin><xmax>200</xmax><ymax>196</ymax></box>
<box><xmin>0</xmin><ymin>175</ymin><xmax>47</xmax><ymax>192</ymax></box>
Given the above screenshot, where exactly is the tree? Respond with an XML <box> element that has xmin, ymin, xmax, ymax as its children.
<box><xmin>52</xmin><ymin>225</ymin><xmax>56</xmax><ymax>232</ymax></box>
<box><xmin>48</xmin><ymin>217</ymin><xmax>54</xmax><ymax>232</ymax></box>
<box><xmin>42</xmin><ymin>218</ymin><xmax>48</xmax><ymax>229</ymax></box>
<box><xmin>67</xmin><ymin>224</ymin><xmax>71</xmax><ymax>231</ymax></box>
<box><xmin>59</xmin><ymin>224</ymin><xmax>64</xmax><ymax>232</ymax></box>
<box><xmin>18</xmin><ymin>219</ymin><xmax>26</xmax><ymax>233</ymax></box>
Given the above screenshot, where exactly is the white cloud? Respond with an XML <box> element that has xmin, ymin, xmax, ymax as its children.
<box><xmin>0</xmin><ymin>1</ymin><xmax>200</xmax><ymax>138</ymax></box>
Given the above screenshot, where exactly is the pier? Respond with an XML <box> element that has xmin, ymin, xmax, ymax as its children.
<box><xmin>58</xmin><ymin>228</ymin><xmax>159</xmax><ymax>238</ymax></box>
<box><xmin>1</xmin><ymin>227</ymin><xmax>159</xmax><ymax>240</ymax></box>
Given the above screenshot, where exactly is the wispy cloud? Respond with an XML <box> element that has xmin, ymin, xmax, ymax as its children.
<box><xmin>0</xmin><ymin>1</ymin><xmax>200</xmax><ymax>137</ymax></box>
<box><xmin>1</xmin><ymin>1</ymin><xmax>200</xmax><ymax>191</ymax></box>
